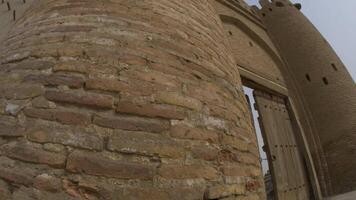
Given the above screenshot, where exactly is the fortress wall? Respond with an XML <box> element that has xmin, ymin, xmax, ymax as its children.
<box><xmin>0</xmin><ymin>0</ymin><xmax>265</xmax><ymax>199</ymax></box>
<box><xmin>212</xmin><ymin>0</ymin><xmax>287</xmax><ymax>94</ymax></box>
<box><xmin>259</xmin><ymin>0</ymin><xmax>356</xmax><ymax>196</ymax></box>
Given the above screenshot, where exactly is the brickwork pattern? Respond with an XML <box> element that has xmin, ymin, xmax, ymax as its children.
<box><xmin>259</xmin><ymin>0</ymin><xmax>356</xmax><ymax>196</ymax></box>
<box><xmin>0</xmin><ymin>0</ymin><xmax>264</xmax><ymax>199</ymax></box>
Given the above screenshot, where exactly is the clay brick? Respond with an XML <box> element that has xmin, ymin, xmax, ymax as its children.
<box><xmin>208</xmin><ymin>104</ymin><xmax>238</xmax><ymax>122</ymax></box>
<box><xmin>115</xmin><ymin>186</ymin><xmax>205</xmax><ymax>200</ymax></box>
<box><xmin>187</xmin><ymin>84</ymin><xmax>226</xmax><ymax>105</ymax></box>
<box><xmin>229</xmin><ymin>127</ymin><xmax>254</xmax><ymax>145</ymax></box>
<box><xmin>6</xmin><ymin>59</ymin><xmax>54</xmax><ymax>71</ymax></box>
<box><xmin>33</xmin><ymin>174</ymin><xmax>62</xmax><ymax>192</ymax></box>
<box><xmin>45</xmin><ymin>90</ymin><xmax>113</xmax><ymax>109</ymax></box>
<box><xmin>115</xmin><ymin>188</ymin><xmax>169</xmax><ymax>200</ymax></box>
<box><xmin>191</xmin><ymin>146</ymin><xmax>218</xmax><ymax>161</ymax></box>
<box><xmin>167</xmin><ymin>187</ymin><xmax>206</xmax><ymax>200</ymax></box>
<box><xmin>107</xmin><ymin>130</ymin><xmax>185</xmax><ymax>158</ymax></box>
<box><xmin>32</xmin><ymin>96</ymin><xmax>55</xmax><ymax>109</ymax></box>
<box><xmin>237</xmin><ymin>194</ymin><xmax>260</xmax><ymax>200</ymax></box>
<box><xmin>85</xmin><ymin>78</ymin><xmax>129</xmax><ymax>93</ymax></box>
<box><xmin>52</xmin><ymin>25</ymin><xmax>96</xmax><ymax>33</ymax></box>
<box><xmin>221</xmin><ymin>165</ymin><xmax>247</xmax><ymax>177</ymax></box>
<box><xmin>218</xmin><ymin>150</ymin><xmax>239</xmax><ymax>163</ymax></box>
<box><xmin>119</xmin><ymin>54</ymin><xmax>148</xmax><ymax>66</ymax></box>
<box><xmin>246</xmin><ymin>167</ymin><xmax>262</xmax><ymax>178</ymax></box>
<box><xmin>24</xmin><ymin>74</ymin><xmax>84</xmax><ymax>88</ymax></box>
<box><xmin>66</xmin><ymin>151</ymin><xmax>154</xmax><ymax>180</ymax></box>
<box><xmin>245</xmin><ymin>179</ymin><xmax>261</xmax><ymax>192</ymax></box>
<box><xmin>0</xmin><ymin>180</ymin><xmax>11</xmax><ymax>199</ymax></box>
<box><xmin>93</xmin><ymin>115</ymin><xmax>169</xmax><ymax>133</ymax></box>
<box><xmin>2</xmin><ymin>84</ymin><xmax>44</xmax><ymax>100</ymax></box>
<box><xmin>0</xmin><ymin>99</ymin><xmax>5</xmax><ymax>114</ymax></box>
<box><xmin>156</xmin><ymin>92</ymin><xmax>203</xmax><ymax>111</ymax></box>
<box><xmin>24</xmin><ymin>108</ymin><xmax>91</xmax><ymax>125</ymax></box>
<box><xmin>170</xmin><ymin>125</ymin><xmax>219</xmax><ymax>143</ymax></box>
<box><xmin>125</xmin><ymin>78</ymin><xmax>158</xmax><ymax>96</ymax></box>
<box><xmin>53</xmin><ymin>61</ymin><xmax>116</xmax><ymax>75</ymax></box>
<box><xmin>1</xmin><ymin>142</ymin><xmax>66</xmax><ymax>168</ymax></box>
<box><xmin>54</xmin><ymin>110</ymin><xmax>91</xmax><ymax>126</ymax></box>
<box><xmin>24</xmin><ymin>108</ymin><xmax>55</xmax><ymax>121</ymax></box>
<box><xmin>27</xmin><ymin>128</ymin><xmax>103</xmax><ymax>150</ymax></box>
<box><xmin>207</xmin><ymin>184</ymin><xmax>246</xmax><ymax>199</ymax></box>
<box><xmin>86</xmin><ymin>78</ymin><xmax>157</xmax><ymax>96</ymax></box>
<box><xmin>124</xmin><ymin>69</ymin><xmax>180</xmax><ymax>88</ymax></box>
<box><xmin>12</xmin><ymin>186</ymin><xmax>78</xmax><ymax>200</ymax></box>
<box><xmin>0</xmin><ymin>159</ymin><xmax>36</xmax><ymax>186</ymax></box>
<box><xmin>158</xmin><ymin>164</ymin><xmax>218</xmax><ymax>180</ymax></box>
<box><xmin>116</xmin><ymin>101</ymin><xmax>185</xmax><ymax>119</ymax></box>
<box><xmin>237</xmin><ymin>152</ymin><xmax>260</xmax><ymax>166</ymax></box>
<box><xmin>0</xmin><ymin>123</ymin><xmax>25</xmax><ymax>137</ymax></box>
<box><xmin>222</xmin><ymin>134</ymin><xmax>249</xmax><ymax>152</ymax></box>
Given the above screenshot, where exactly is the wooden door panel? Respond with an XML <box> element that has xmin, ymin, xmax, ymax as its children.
<box><xmin>254</xmin><ymin>90</ymin><xmax>310</xmax><ymax>200</ymax></box>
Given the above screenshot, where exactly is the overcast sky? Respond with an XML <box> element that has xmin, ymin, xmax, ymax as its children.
<box><xmin>246</xmin><ymin>0</ymin><xmax>356</xmax><ymax>80</ymax></box>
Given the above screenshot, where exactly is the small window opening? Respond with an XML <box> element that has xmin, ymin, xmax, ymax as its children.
<box><xmin>228</xmin><ymin>31</ymin><xmax>233</xmax><ymax>36</ymax></box>
<box><xmin>331</xmin><ymin>63</ymin><xmax>338</xmax><ymax>71</ymax></box>
<box><xmin>269</xmin><ymin>8</ymin><xmax>273</xmax><ymax>11</ymax></box>
<box><xmin>249</xmin><ymin>41</ymin><xmax>254</xmax><ymax>47</ymax></box>
<box><xmin>305</xmin><ymin>74</ymin><xmax>311</xmax><ymax>82</ymax></box>
<box><xmin>262</xmin><ymin>13</ymin><xmax>266</xmax><ymax>17</ymax></box>
<box><xmin>322</xmin><ymin>77</ymin><xmax>329</xmax><ymax>85</ymax></box>
<box><xmin>275</xmin><ymin>2</ymin><xmax>285</xmax><ymax>7</ymax></box>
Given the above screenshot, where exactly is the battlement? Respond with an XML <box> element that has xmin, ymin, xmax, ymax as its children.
<box><xmin>257</xmin><ymin>0</ymin><xmax>301</xmax><ymax>11</ymax></box>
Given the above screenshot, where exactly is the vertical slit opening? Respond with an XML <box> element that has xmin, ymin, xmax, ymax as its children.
<box><xmin>323</xmin><ymin>77</ymin><xmax>329</xmax><ymax>85</ymax></box>
<box><xmin>305</xmin><ymin>74</ymin><xmax>311</xmax><ymax>82</ymax></box>
<box><xmin>331</xmin><ymin>63</ymin><xmax>338</xmax><ymax>71</ymax></box>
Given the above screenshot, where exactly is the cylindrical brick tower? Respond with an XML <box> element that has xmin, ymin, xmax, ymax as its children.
<box><xmin>0</xmin><ymin>0</ymin><xmax>264</xmax><ymax>199</ymax></box>
<box><xmin>259</xmin><ymin>0</ymin><xmax>356</xmax><ymax>196</ymax></box>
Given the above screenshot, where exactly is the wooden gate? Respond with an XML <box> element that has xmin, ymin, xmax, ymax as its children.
<box><xmin>253</xmin><ymin>90</ymin><xmax>311</xmax><ymax>200</ymax></box>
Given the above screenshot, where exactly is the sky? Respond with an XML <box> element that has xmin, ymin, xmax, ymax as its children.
<box><xmin>245</xmin><ymin>0</ymin><xmax>356</xmax><ymax>80</ymax></box>
<box><xmin>244</xmin><ymin>0</ymin><xmax>356</xmax><ymax>174</ymax></box>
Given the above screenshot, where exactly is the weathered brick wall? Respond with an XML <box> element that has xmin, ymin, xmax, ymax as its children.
<box><xmin>259</xmin><ymin>0</ymin><xmax>356</xmax><ymax>196</ymax></box>
<box><xmin>0</xmin><ymin>0</ymin><xmax>264</xmax><ymax>199</ymax></box>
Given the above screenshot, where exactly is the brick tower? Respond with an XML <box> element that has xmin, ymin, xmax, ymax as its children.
<box><xmin>258</xmin><ymin>0</ymin><xmax>356</xmax><ymax>196</ymax></box>
<box><xmin>0</xmin><ymin>0</ymin><xmax>264</xmax><ymax>199</ymax></box>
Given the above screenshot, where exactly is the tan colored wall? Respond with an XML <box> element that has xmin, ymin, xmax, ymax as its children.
<box><xmin>259</xmin><ymin>0</ymin><xmax>356</xmax><ymax>196</ymax></box>
<box><xmin>0</xmin><ymin>0</ymin><xmax>35</xmax><ymax>43</ymax></box>
<box><xmin>212</xmin><ymin>0</ymin><xmax>287</xmax><ymax>95</ymax></box>
<box><xmin>0</xmin><ymin>0</ymin><xmax>265</xmax><ymax>199</ymax></box>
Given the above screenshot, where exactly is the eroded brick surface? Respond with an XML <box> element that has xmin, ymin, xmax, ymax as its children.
<box><xmin>0</xmin><ymin>0</ymin><xmax>263</xmax><ymax>199</ymax></box>
<box><xmin>66</xmin><ymin>151</ymin><xmax>155</xmax><ymax>180</ymax></box>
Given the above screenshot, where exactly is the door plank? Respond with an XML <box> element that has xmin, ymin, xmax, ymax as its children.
<box><xmin>254</xmin><ymin>90</ymin><xmax>311</xmax><ymax>200</ymax></box>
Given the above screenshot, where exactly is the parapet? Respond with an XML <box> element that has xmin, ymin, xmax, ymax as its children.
<box><xmin>258</xmin><ymin>0</ymin><xmax>301</xmax><ymax>11</ymax></box>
